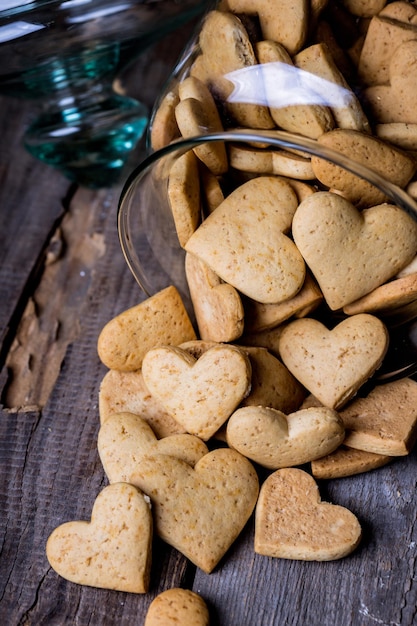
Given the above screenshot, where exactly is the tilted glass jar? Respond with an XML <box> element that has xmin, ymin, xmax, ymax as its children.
<box><xmin>119</xmin><ymin>0</ymin><xmax>417</xmax><ymax>381</ymax></box>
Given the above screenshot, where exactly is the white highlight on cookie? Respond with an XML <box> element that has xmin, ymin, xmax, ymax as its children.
<box><xmin>225</xmin><ymin>62</ymin><xmax>354</xmax><ymax>109</ymax></box>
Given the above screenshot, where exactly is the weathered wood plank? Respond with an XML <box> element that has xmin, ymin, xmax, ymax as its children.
<box><xmin>3</xmin><ymin>189</ymin><xmax>108</xmax><ymax>410</ymax></box>
<box><xmin>192</xmin><ymin>454</ymin><xmax>417</xmax><ymax>626</ymax></box>
<box><xmin>0</xmin><ymin>181</ymin><xmax>193</xmax><ymax>623</ymax></box>
<box><xmin>0</xmin><ymin>97</ymin><xmax>71</xmax><ymax>351</ymax></box>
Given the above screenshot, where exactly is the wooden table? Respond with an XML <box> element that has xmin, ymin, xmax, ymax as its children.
<box><xmin>1</xmin><ymin>20</ymin><xmax>416</xmax><ymax>626</ymax></box>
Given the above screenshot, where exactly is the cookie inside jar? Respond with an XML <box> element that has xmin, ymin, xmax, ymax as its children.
<box><xmin>120</xmin><ymin>0</ymin><xmax>417</xmax><ymax>384</ymax></box>
<box><xmin>150</xmin><ymin>0</ymin><xmax>417</xmax><ymax>153</ymax></box>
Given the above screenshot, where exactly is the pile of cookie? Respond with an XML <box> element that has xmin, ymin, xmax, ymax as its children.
<box><xmin>45</xmin><ymin>282</ymin><xmax>417</xmax><ymax>600</ymax></box>
<box><xmin>46</xmin><ymin>0</ymin><xmax>417</xmax><ymax>620</ymax></box>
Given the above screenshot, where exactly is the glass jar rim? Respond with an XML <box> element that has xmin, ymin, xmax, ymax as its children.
<box><xmin>118</xmin><ymin>129</ymin><xmax>417</xmax><ymax>294</ymax></box>
<box><xmin>119</xmin><ymin>129</ymin><xmax>417</xmax><ymax>218</ymax></box>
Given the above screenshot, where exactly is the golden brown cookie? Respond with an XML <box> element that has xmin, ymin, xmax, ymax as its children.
<box><xmin>197</xmin><ymin>10</ymin><xmax>275</xmax><ymax>128</ymax></box>
<box><xmin>311</xmin><ymin>444</ymin><xmax>392</xmax><ymax>479</ymax></box>
<box><xmin>97</xmin><ymin>287</ymin><xmax>196</xmax><ymax>372</ymax></box>
<box><xmin>185</xmin><ymin>176</ymin><xmax>306</xmax><ymax>304</ymax></box>
<box><xmin>312</xmin><ymin>129</ymin><xmax>415</xmax><ymax>207</ymax></box>
<box><xmin>292</xmin><ymin>192</ymin><xmax>417</xmax><ymax>309</ymax></box>
<box><xmin>167</xmin><ymin>149</ymin><xmax>201</xmax><ymax>247</ymax></box>
<box><xmin>364</xmin><ymin>39</ymin><xmax>417</xmax><ymax>125</ymax></box>
<box><xmin>341</xmin><ymin>0</ymin><xmax>387</xmax><ymax>18</ymax></box>
<box><xmin>144</xmin><ymin>589</ymin><xmax>210</xmax><ymax>626</ymax></box>
<box><xmin>244</xmin><ymin>273</ymin><xmax>323</xmax><ymax>332</ymax></box>
<box><xmin>200</xmin><ymin>164</ymin><xmax>225</xmax><ymax>215</ymax></box>
<box><xmin>150</xmin><ymin>89</ymin><xmax>180</xmax><ymax>151</ymax></box>
<box><xmin>340</xmin><ymin>377</ymin><xmax>417</xmax><ymax>455</ymax></box>
<box><xmin>99</xmin><ymin>369</ymin><xmax>185</xmax><ymax>437</ymax></box>
<box><xmin>222</xmin><ymin>0</ymin><xmax>309</xmax><ymax>54</ymax></box>
<box><xmin>141</xmin><ymin>344</ymin><xmax>252</xmax><ymax>440</ymax></box>
<box><xmin>175</xmin><ymin>98</ymin><xmax>228</xmax><ymax>175</ymax></box>
<box><xmin>98</xmin><ymin>412</ymin><xmax>209</xmax><ymax>483</ymax></box>
<box><xmin>131</xmin><ymin>448</ymin><xmax>259</xmax><ymax>573</ymax></box>
<box><xmin>226</xmin><ymin>405</ymin><xmax>345</xmax><ymax>469</ymax></box>
<box><xmin>238</xmin><ymin>325</ymin><xmax>286</xmax><ymax>359</ymax></box>
<box><xmin>185</xmin><ymin>252</ymin><xmax>244</xmax><ymax>342</ymax></box>
<box><xmin>239</xmin><ymin>345</ymin><xmax>307</xmax><ymax>413</ymax></box>
<box><xmin>294</xmin><ymin>42</ymin><xmax>370</xmax><ymax>133</ymax></box>
<box><xmin>255</xmin><ymin>468</ymin><xmax>362</xmax><ymax>560</ymax></box>
<box><xmin>375</xmin><ymin>122</ymin><xmax>417</xmax><ymax>150</ymax></box>
<box><xmin>358</xmin><ymin>6</ymin><xmax>417</xmax><ymax>85</ymax></box>
<box><xmin>178</xmin><ymin>75</ymin><xmax>224</xmax><ymax>131</ymax></box>
<box><xmin>227</xmin><ymin>144</ymin><xmax>274</xmax><ymax>174</ymax></box>
<box><xmin>279</xmin><ymin>314</ymin><xmax>389</xmax><ymax>410</ymax></box>
<box><xmin>46</xmin><ymin>483</ymin><xmax>152</xmax><ymax>593</ymax></box>
<box><xmin>256</xmin><ymin>39</ymin><xmax>335</xmax><ymax>139</ymax></box>
<box><xmin>271</xmin><ymin>150</ymin><xmax>315</xmax><ymax>179</ymax></box>
<box><xmin>342</xmin><ymin>272</ymin><xmax>417</xmax><ymax>317</ymax></box>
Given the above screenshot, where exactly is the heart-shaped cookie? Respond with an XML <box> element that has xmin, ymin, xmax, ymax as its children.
<box><xmin>197</xmin><ymin>10</ymin><xmax>275</xmax><ymax>129</ymax></box>
<box><xmin>46</xmin><ymin>483</ymin><xmax>152</xmax><ymax>593</ymax></box>
<box><xmin>255</xmin><ymin>468</ymin><xmax>362</xmax><ymax>560</ymax></box>
<box><xmin>358</xmin><ymin>4</ymin><xmax>417</xmax><ymax>85</ymax></box>
<box><xmin>175</xmin><ymin>97</ymin><xmax>228</xmax><ymax>176</ymax></box>
<box><xmin>342</xmin><ymin>271</ymin><xmax>417</xmax><ymax>317</ymax></box>
<box><xmin>99</xmin><ymin>369</ymin><xmax>186</xmax><ymax>437</ymax></box>
<box><xmin>312</xmin><ymin>130</ymin><xmax>415</xmax><ymax>207</ymax></box>
<box><xmin>180</xmin><ymin>340</ymin><xmax>306</xmax><ymax>415</ymax></box>
<box><xmin>244</xmin><ymin>271</ymin><xmax>323</xmax><ymax>332</ymax></box>
<box><xmin>185</xmin><ymin>251</ymin><xmax>244</xmax><ymax>342</ymax></box>
<box><xmin>239</xmin><ymin>346</ymin><xmax>306</xmax><ymax>413</ymax></box>
<box><xmin>98</xmin><ymin>412</ymin><xmax>209</xmax><ymax>483</ymax></box>
<box><xmin>144</xmin><ymin>588</ymin><xmax>209</xmax><ymax>626</ymax></box>
<box><xmin>150</xmin><ymin>88</ymin><xmax>180</xmax><ymax>151</ymax></box>
<box><xmin>226</xmin><ymin>405</ymin><xmax>345</xmax><ymax>469</ymax></box>
<box><xmin>279</xmin><ymin>314</ymin><xmax>389</xmax><ymax>409</ymax></box>
<box><xmin>185</xmin><ymin>176</ymin><xmax>306</xmax><ymax>304</ymax></box>
<box><xmin>364</xmin><ymin>39</ymin><xmax>417</xmax><ymax>124</ymax></box>
<box><xmin>131</xmin><ymin>448</ymin><xmax>259</xmax><ymax>573</ymax></box>
<box><xmin>294</xmin><ymin>42</ymin><xmax>370</xmax><ymax>134</ymax></box>
<box><xmin>292</xmin><ymin>192</ymin><xmax>417</xmax><ymax>309</ymax></box>
<box><xmin>97</xmin><ymin>286</ymin><xmax>196</xmax><ymax>372</ymax></box>
<box><xmin>141</xmin><ymin>344</ymin><xmax>252</xmax><ymax>440</ymax></box>
<box><xmin>255</xmin><ymin>40</ymin><xmax>334</xmax><ymax>139</ymax></box>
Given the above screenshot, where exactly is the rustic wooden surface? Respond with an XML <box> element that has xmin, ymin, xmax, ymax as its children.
<box><xmin>0</xmin><ymin>19</ymin><xmax>416</xmax><ymax>626</ymax></box>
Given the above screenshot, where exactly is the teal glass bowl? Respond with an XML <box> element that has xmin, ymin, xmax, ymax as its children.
<box><xmin>0</xmin><ymin>0</ymin><xmax>207</xmax><ymax>187</ymax></box>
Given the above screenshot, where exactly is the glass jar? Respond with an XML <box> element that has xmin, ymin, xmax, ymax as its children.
<box><xmin>118</xmin><ymin>130</ymin><xmax>417</xmax><ymax>381</ymax></box>
<box><xmin>118</xmin><ymin>0</ymin><xmax>417</xmax><ymax>381</ymax></box>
